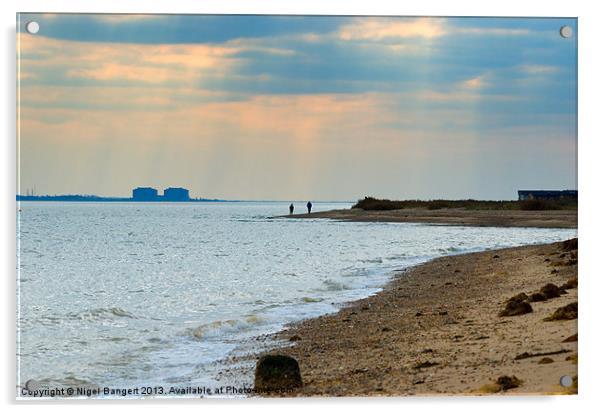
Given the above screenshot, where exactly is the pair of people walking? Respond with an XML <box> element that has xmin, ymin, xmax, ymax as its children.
<box><xmin>289</xmin><ymin>201</ymin><xmax>312</xmax><ymax>215</ymax></box>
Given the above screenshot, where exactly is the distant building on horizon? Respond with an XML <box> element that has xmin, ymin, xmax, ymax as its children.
<box><xmin>518</xmin><ymin>190</ymin><xmax>577</xmax><ymax>201</ymax></box>
<box><xmin>131</xmin><ymin>186</ymin><xmax>191</xmax><ymax>201</ymax></box>
<box><xmin>132</xmin><ymin>187</ymin><xmax>159</xmax><ymax>201</ymax></box>
<box><xmin>163</xmin><ymin>187</ymin><xmax>190</xmax><ymax>202</ymax></box>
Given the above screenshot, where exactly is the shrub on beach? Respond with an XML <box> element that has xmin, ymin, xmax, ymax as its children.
<box><xmin>351</xmin><ymin>196</ymin><xmax>576</xmax><ymax>211</ymax></box>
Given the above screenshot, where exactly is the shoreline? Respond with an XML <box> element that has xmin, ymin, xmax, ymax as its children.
<box><xmin>280</xmin><ymin>208</ymin><xmax>577</xmax><ymax>229</ymax></box>
<box><xmin>255</xmin><ymin>239</ymin><xmax>578</xmax><ymax>396</ymax></box>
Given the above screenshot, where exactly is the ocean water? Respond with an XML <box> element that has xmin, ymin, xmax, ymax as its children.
<box><xmin>17</xmin><ymin>202</ymin><xmax>576</xmax><ymax>397</ymax></box>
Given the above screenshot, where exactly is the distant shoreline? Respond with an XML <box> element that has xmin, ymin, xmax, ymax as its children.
<box><xmin>16</xmin><ymin>196</ymin><xmax>235</xmax><ymax>203</ymax></box>
<box><xmin>280</xmin><ymin>208</ymin><xmax>577</xmax><ymax>229</ymax></box>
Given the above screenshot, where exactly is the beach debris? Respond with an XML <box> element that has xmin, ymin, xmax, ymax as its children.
<box><xmin>415</xmin><ymin>312</ymin><xmax>423</xmax><ymax>317</ymax></box>
<box><xmin>496</xmin><ymin>375</ymin><xmax>523</xmax><ymax>391</ymax></box>
<box><xmin>289</xmin><ymin>335</ymin><xmax>302</xmax><ymax>342</ymax></box>
<box><xmin>381</xmin><ymin>326</ymin><xmax>392</xmax><ymax>332</ymax></box>
<box><xmin>550</xmin><ymin>268</ymin><xmax>559</xmax><ymax>274</ymax></box>
<box><xmin>254</xmin><ymin>354</ymin><xmax>303</xmax><ymax>392</ymax></box>
<box><xmin>538</xmin><ymin>357</ymin><xmax>554</xmax><ymax>364</ymax></box>
<box><xmin>540</xmin><ymin>283</ymin><xmax>564</xmax><ymax>299</ymax></box>
<box><xmin>443</xmin><ymin>316</ymin><xmax>459</xmax><ymax>325</ymax></box>
<box><xmin>551</xmin><ymin>258</ymin><xmax>577</xmax><ymax>267</ymax></box>
<box><xmin>514</xmin><ymin>349</ymin><xmax>570</xmax><ymax>360</ymax></box>
<box><xmin>527</xmin><ymin>292</ymin><xmax>546</xmax><ymax>302</ymax></box>
<box><xmin>560</xmin><ymin>276</ymin><xmax>577</xmax><ymax>290</ymax></box>
<box><xmin>352</xmin><ymin>367</ymin><xmax>369</xmax><ymax>374</ymax></box>
<box><xmin>481</xmin><ymin>375</ymin><xmax>523</xmax><ymax>393</ymax></box>
<box><xmin>544</xmin><ymin>302</ymin><xmax>578</xmax><ymax>321</ymax></box>
<box><xmin>562</xmin><ymin>333</ymin><xmax>578</xmax><ymax>342</ymax></box>
<box><xmin>507</xmin><ymin>292</ymin><xmax>528</xmax><ymax>303</ymax></box>
<box><xmin>561</xmin><ymin>238</ymin><xmax>578</xmax><ymax>251</ymax></box>
<box><xmin>493</xmin><ymin>254</ymin><xmax>500</xmax><ymax>259</ymax></box>
<box><xmin>413</xmin><ymin>361</ymin><xmax>439</xmax><ymax>369</ymax></box>
<box><xmin>499</xmin><ymin>294</ymin><xmax>533</xmax><ymax>316</ymax></box>
<box><xmin>527</xmin><ymin>283</ymin><xmax>565</xmax><ymax>302</ymax></box>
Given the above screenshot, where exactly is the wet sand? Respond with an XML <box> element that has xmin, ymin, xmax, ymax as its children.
<box><xmin>260</xmin><ymin>240</ymin><xmax>578</xmax><ymax>396</ymax></box>
<box><xmin>281</xmin><ymin>208</ymin><xmax>577</xmax><ymax>228</ymax></box>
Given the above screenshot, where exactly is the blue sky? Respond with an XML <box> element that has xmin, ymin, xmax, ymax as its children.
<box><xmin>17</xmin><ymin>14</ymin><xmax>577</xmax><ymax>200</ymax></box>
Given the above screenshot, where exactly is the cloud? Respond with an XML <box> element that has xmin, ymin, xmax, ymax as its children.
<box><xmin>460</xmin><ymin>74</ymin><xmax>488</xmax><ymax>89</ymax></box>
<box><xmin>19</xmin><ymin>33</ymin><xmax>242</xmax><ymax>86</ymax></box>
<box><xmin>521</xmin><ymin>64</ymin><xmax>559</xmax><ymax>74</ymax></box>
<box><xmin>338</xmin><ymin>18</ymin><xmax>446</xmax><ymax>41</ymax></box>
<box><xmin>455</xmin><ymin>27</ymin><xmax>531</xmax><ymax>36</ymax></box>
<box><xmin>93</xmin><ymin>14</ymin><xmax>165</xmax><ymax>24</ymax></box>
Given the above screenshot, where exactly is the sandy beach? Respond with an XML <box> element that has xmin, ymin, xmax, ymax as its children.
<box><xmin>282</xmin><ymin>208</ymin><xmax>577</xmax><ymax>229</ymax></box>
<box><xmin>258</xmin><ymin>239</ymin><xmax>578</xmax><ymax>396</ymax></box>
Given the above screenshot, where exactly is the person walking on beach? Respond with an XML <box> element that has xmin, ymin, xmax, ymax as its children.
<box><xmin>289</xmin><ymin>203</ymin><xmax>294</xmax><ymax>215</ymax></box>
<box><xmin>306</xmin><ymin>201</ymin><xmax>312</xmax><ymax>214</ymax></box>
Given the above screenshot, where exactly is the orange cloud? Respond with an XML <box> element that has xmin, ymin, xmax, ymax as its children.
<box><xmin>18</xmin><ymin>33</ymin><xmax>241</xmax><ymax>85</ymax></box>
<box><xmin>338</xmin><ymin>18</ymin><xmax>446</xmax><ymax>41</ymax></box>
<box><xmin>460</xmin><ymin>75</ymin><xmax>488</xmax><ymax>89</ymax></box>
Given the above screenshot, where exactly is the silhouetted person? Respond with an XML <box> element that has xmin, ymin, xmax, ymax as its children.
<box><xmin>289</xmin><ymin>203</ymin><xmax>294</xmax><ymax>215</ymax></box>
<box><xmin>306</xmin><ymin>201</ymin><xmax>312</xmax><ymax>214</ymax></box>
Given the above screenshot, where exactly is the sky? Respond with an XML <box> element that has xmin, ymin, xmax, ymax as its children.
<box><xmin>17</xmin><ymin>14</ymin><xmax>577</xmax><ymax>201</ymax></box>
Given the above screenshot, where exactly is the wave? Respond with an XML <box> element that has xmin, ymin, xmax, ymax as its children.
<box><xmin>321</xmin><ymin>279</ymin><xmax>349</xmax><ymax>291</ymax></box>
<box><xmin>66</xmin><ymin>307</ymin><xmax>137</xmax><ymax>321</ymax></box>
<box><xmin>188</xmin><ymin>315</ymin><xmax>264</xmax><ymax>340</ymax></box>
<box><xmin>301</xmin><ymin>297</ymin><xmax>323</xmax><ymax>303</ymax></box>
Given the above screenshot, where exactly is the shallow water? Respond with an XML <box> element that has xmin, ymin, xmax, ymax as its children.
<box><xmin>17</xmin><ymin>201</ymin><xmax>576</xmax><ymax>396</ymax></box>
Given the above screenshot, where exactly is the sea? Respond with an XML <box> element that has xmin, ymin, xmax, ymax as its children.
<box><xmin>16</xmin><ymin>201</ymin><xmax>577</xmax><ymax>398</ymax></box>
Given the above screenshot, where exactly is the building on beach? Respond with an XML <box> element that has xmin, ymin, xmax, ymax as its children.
<box><xmin>163</xmin><ymin>187</ymin><xmax>190</xmax><ymax>201</ymax></box>
<box><xmin>132</xmin><ymin>187</ymin><xmax>159</xmax><ymax>201</ymax></box>
<box><xmin>517</xmin><ymin>190</ymin><xmax>577</xmax><ymax>201</ymax></box>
